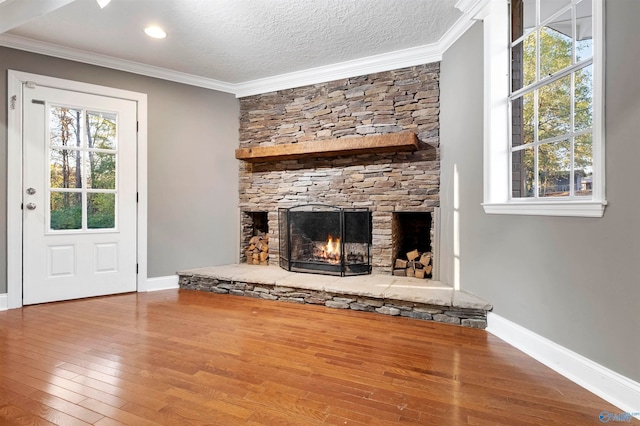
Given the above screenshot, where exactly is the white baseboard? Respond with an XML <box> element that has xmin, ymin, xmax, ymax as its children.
<box><xmin>487</xmin><ymin>313</ymin><xmax>640</xmax><ymax>418</ymax></box>
<box><xmin>145</xmin><ymin>275</ymin><xmax>179</xmax><ymax>292</ymax></box>
<box><xmin>0</xmin><ymin>294</ymin><xmax>7</xmax><ymax>311</ymax></box>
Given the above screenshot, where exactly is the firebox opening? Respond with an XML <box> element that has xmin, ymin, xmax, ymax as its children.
<box><xmin>392</xmin><ymin>212</ymin><xmax>433</xmax><ymax>278</ymax></box>
<box><xmin>279</xmin><ymin>205</ymin><xmax>372</xmax><ymax>276</ymax></box>
<box><xmin>242</xmin><ymin>211</ymin><xmax>269</xmax><ymax>265</ymax></box>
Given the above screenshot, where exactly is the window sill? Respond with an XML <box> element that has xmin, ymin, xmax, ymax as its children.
<box><xmin>482</xmin><ymin>200</ymin><xmax>607</xmax><ymax>218</ymax></box>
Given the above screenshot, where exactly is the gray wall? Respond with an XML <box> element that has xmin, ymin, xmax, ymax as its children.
<box><xmin>1</xmin><ymin>47</ymin><xmax>240</xmax><ymax>291</ymax></box>
<box><xmin>440</xmin><ymin>0</ymin><xmax>640</xmax><ymax>382</ymax></box>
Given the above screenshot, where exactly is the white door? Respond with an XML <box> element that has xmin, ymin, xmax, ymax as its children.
<box><xmin>22</xmin><ymin>85</ymin><xmax>138</xmax><ymax>305</ymax></box>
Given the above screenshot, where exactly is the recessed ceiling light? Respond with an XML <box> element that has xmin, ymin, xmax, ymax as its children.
<box><xmin>144</xmin><ymin>26</ymin><xmax>167</xmax><ymax>39</ymax></box>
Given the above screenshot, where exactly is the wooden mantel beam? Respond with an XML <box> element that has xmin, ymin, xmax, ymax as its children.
<box><xmin>235</xmin><ymin>132</ymin><xmax>419</xmax><ymax>163</ymax></box>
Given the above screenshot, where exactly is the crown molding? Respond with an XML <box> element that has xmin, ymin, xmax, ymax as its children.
<box><xmin>1</xmin><ymin>2</ymin><xmax>487</xmax><ymax>98</ymax></box>
<box><xmin>234</xmin><ymin>43</ymin><xmax>443</xmax><ymax>98</ymax></box>
<box><xmin>455</xmin><ymin>0</ymin><xmax>491</xmax><ymax>16</ymax></box>
<box><xmin>438</xmin><ymin>5</ymin><xmax>483</xmax><ymax>54</ymax></box>
<box><xmin>0</xmin><ymin>33</ymin><xmax>237</xmax><ymax>94</ymax></box>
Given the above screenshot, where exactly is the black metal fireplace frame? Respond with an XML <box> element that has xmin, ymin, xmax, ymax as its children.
<box><xmin>279</xmin><ymin>204</ymin><xmax>372</xmax><ymax>277</ymax></box>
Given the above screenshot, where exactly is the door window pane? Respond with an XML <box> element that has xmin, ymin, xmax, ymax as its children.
<box><xmin>50</xmin><ymin>149</ymin><xmax>82</xmax><ymax>189</ymax></box>
<box><xmin>87</xmin><ymin>152</ymin><xmax>116</xmax><ymax>190</ymax></box>
<box><xmin>50</xmin><ymin>106</ymin><xmax>82</xmax><ymax>147</ymax></box>
<box><xmin>51</xmin><ymin>192</ymin><xmax>82</xmax><ymax>230</ymax></box>
<box><xmin>88</xmin><ymin>193</ymin><xmax>116</xmax><ymax>229</ymax></box>
<box><xmin>87</xmin><ymin>111</ymin><xmax>117</xmax><ymax>150</ymax></box>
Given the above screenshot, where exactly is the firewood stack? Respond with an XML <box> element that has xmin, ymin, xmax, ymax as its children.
<box><xmin>245</xmin><ymin>233</ymin><xmax>269</xmax><ymax>265</ymax></box>
<box><xmin>393</xmin><ymin>249</ymin><xmax>433</xmax><ymax>278</ymax></box>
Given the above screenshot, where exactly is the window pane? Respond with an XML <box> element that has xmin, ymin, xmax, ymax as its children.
<box><xmin>575</xmin><ymin>65</ymin><xmax>593</xmax><ymax>132</ymax></box>
<box><xmin>540</xmin><ymin>0</ymin><xmax>571</xmax><ymax>24</ymax></box>
<box><xmin>575</xmin><ymin>133</ymin><xmax>593</xmax><ymax>197</ymax></box>
<box><xmin>576</xmin><ymin>0</ymin><xmax>593</xmax><ymax>61</ymax></box>
<box><xmin>523</xmin><ymin>91</ymin><xmax>535</xmax><ymax>145</ymax></box>
<box><xmin>87</xmin><ymin>152</ymin><xmax>116</xmax><ymax>190</ymax></box>
<box><xmin>512</xmin><ymin>146</ymin><xmax>535</xmax><ymax>198</ymax></box>
<box><xmin>522</xmin><ymin>31</ymin><xmax>537</xmax><ymax>87</ymax></box>
<box><xmin>521</xmin><ymin>0</ymin><xmax>535</xmax><ymax>38</ymax></box>
<box><xmin>512</xmin><ymin>151</ymin><xmax>523</xmax><ymax>197</ymax></box>
<box><xmin>540</xmin><ymin>10</ymin><xmax>573</xmax><ymax>78</ymax></box>
<box><xmin>576</xmin><ymin>36</ymin><xmax>593</xmax><ymax>62</ymax></box>
<box><xmin>87</xmin><ymin>111</ymin><xmax>117</xmax><ymax>150</ymax></box>
<box><xmin>50</xmin><ymin>106</ymin><xmax>82</xmax><ymax>148</ymax></box>
<box><xmin>88</xmin><ymin>193</ymin><xmax>115</xmax><ymax>229</ymax></box>
<box><xmin>511</xmin><ymin>98</ymin><xmax>523</xmax><ymax>147</ymax></box>
<box><xmin>511</xmin><ymin>42</ymin><xmax>524</xmax><ymax>92</ymax></box>
<box><xmin>538</xmin><ymin>140</ymin><xmax>571</xmax><ymax>197</ymax></box>
<box><xmin>50</xmin><ymin>149</ymin><xmax>82</xmax><ymax>189</ymax></box>
<box><xmin>538</xmin><ymin>74</ymin><xmax>571</xmax><ymax>141</ymax></box>
<box><xmin>50</xmin><ymin>192</ymin><xmax>82</xmax><ymax>230</ymax></box>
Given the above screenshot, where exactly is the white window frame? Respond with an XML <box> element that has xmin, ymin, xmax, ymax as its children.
<box><xmin>480</xmin><ymin>0</ymin><xmax>606</xmax><ymax>217</ymax></box>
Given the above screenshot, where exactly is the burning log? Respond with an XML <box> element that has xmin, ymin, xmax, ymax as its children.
<box><xmin>311</xmin><ymin>235</ymin><xmax>341</xmax><ymax>264</ymax></box>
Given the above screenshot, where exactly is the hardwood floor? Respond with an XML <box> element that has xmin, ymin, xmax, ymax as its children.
<box><xmin>0</xmin><ymin>289</ymin><xmax>633</xmax><ymax>425</ymax></box>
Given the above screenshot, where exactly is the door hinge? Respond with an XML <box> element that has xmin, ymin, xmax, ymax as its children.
<box><xmin>136</xmin><ymin>192</ymin><xmax>139</xmax><ymax>203</ymax></box>
<box><xmin>136</xmin><ymin>121</ymin><xmax>139</xmax><ymax>132</ymax></box>
<box><xmin>20</xmin><ymin>203</ymin><xmax>23</xmax><ymax>210</ymax></box>
<box><xmin>136</xmin><ymin>263</ymin><xmax>139</xmax><ymax>274</ymax></box>
<box><xmin>10</xmin><ymin>95</ymin><xmax>16</xmax><ymax>110</ymax></box>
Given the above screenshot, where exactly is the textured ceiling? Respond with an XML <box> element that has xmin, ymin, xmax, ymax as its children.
<box><xmin>5</xmin><ymin>0</ymin><xmax>463</xmax><ymax>85</ymax></box>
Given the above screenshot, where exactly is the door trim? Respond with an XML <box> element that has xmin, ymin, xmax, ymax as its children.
<box><xmin>7</xmin><ymin>70</ymin><xmax>148</xmax><ymax>309</ymax></box>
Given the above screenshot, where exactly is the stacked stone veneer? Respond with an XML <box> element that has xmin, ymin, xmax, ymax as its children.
<box><xmin>179</xmin><ymin>274</ymin><xmax>488</xmax><ymax>329</ymax></box>
<box><xmin>239</xmin><ymin>62</ymin><xmax>441</xmax><ymax>273</ymax></box>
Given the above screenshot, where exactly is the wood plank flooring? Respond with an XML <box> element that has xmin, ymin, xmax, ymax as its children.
<box><xmin>0</xmin><ymin>289</ymin><xmax>634</xmax><ymax>425</ymax></box>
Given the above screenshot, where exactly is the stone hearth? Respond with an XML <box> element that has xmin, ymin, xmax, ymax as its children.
<box><xmin>178</xmin><ymin>264</ymin><xmax>492</xmax><ymax>329</ymax></box>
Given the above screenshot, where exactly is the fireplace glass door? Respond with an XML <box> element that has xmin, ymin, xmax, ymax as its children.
<box><xmin>279</xmin><ymin>205</ymin><xmax>371</xmax><ymax>276</ymax></box>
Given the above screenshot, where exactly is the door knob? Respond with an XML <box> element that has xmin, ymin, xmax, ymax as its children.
<box><xmin>26</xmin><ymin>187</ymin><xmax>36</xmax><ymax>195</ymax></box>
<box><xmin>26</xmin><ymin>203</ymin><xmax>36</xmax><ymax>210</ymax></box>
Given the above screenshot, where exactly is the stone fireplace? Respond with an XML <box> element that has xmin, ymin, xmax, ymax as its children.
<box><xmin>238</xmin><ymin>62</ymin><xmax>440</xmax><ymax>275</ymax></box>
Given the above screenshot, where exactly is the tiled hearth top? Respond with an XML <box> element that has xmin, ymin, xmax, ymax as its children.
<box><xmin>177</xmin><ymin>264</ymin><xmax>492</xmax><ymax>311</ymax></box>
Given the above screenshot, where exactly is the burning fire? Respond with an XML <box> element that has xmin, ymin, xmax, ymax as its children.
<box><xmin>315</xmin><ymin>235</ymin><xmax>341</xmax><ymax>263</ymax></box>
<box><xmin>325</xmin><ymin>235</ymin><xmax>340</xmax><ymax>258</ymax></box>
